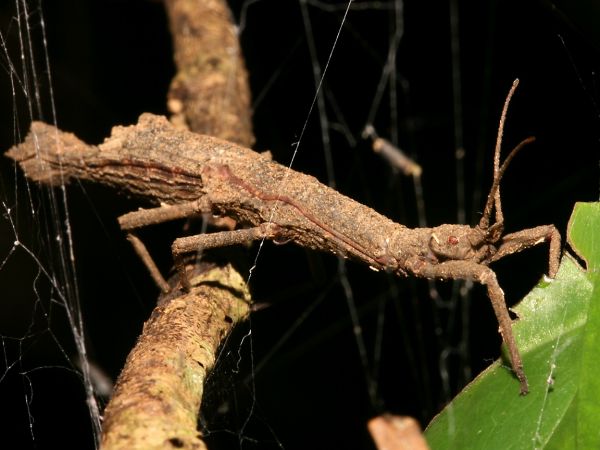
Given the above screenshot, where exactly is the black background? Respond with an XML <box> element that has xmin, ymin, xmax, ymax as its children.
<box><xmin>0</xmin><ymin>1</ymin><xmax>598</xmax><ymax>449</ymax></box>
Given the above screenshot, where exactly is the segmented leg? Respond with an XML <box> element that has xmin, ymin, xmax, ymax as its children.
<box><xmin>490</xmin><ymin>225</ymin><xmax>561</xmax><ymax>278</ymax></box>
<box><xmin>127</xmin><ymin>233</ymin><xmax>170</xmax><ymax>293</ymax></box>
<box><xmin>118</xmin><ymin>200</ymin><xmax>208</xmax><ymax>230</ymax></box>
<box><xmin>407</xmin><ymin>258</ymin><xmax>528</xmax><ymax>395</ymax></box>
<box><xmin>172</xmin><ymin>223</ymin><xmax>282</xmax><ymax>291</ymax></box>
<box><xmin>117</xmin><ymin>200</ymin><xmax>209</xmax><ymax>291</ymax></box>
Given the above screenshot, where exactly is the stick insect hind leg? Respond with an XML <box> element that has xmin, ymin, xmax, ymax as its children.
<box><xmin>171</xmin><ymin>223</ymin><xmax>282</xmax><ymax>291</ymax></box>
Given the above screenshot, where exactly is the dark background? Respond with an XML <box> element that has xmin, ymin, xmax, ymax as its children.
<box><xmin>0</xmin><ymin>1</ymin><xmax>598</xmax><ymax>449</ymax></box>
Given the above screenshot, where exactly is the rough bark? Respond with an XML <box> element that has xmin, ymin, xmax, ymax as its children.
<box><xmin>165</xmin><ymin>0</ymin><xmax>254</xmax><ymax>147</ymax></box>
<box><xmin>100</xmin><ymin>266</ymin><xmax>251</xmax><ymax>450</ymax></box>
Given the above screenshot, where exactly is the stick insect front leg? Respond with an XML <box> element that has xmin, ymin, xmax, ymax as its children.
<box><xmin>490</xmin><ymin>225</ymin><xmax>561</xmax><ymax>278</ymax></box>
<box><xmin>406</xmin><ymin>258</ymin><xmax>529</xmax><ymax>394</ymax></box>
<box><xmin>382</xmin><ymin>80</ymin><xmax>561</xmax><ymax>395</ymax></box>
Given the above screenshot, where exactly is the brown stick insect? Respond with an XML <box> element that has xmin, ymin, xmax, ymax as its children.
<box><xmin>7</xmin><ymin>79</ymin><xmax>560</xmax><ymax>395</ymax></box>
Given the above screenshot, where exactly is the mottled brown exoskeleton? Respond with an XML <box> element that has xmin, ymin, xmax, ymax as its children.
<box><xmin>118</xmin><ymin>79</ymin><xmax>559</xmax><ymax>395</ymax></box>
<box><xmin>8</xmin><ymin>80</ymin><xmax>560</xmax><ymax>395</ymax></box>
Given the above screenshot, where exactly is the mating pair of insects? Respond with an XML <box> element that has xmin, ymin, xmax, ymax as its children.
<box><xmin>10</xmin><ymin>79</ymin><xmax>560</xmax><ymax>395</ymax></box>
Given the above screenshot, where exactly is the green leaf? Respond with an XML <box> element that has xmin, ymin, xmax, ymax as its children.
<box><xmin>569</xmin><ymin>202</ymin><xmax>600</xmax><ymax>449</ymax></box>
<box><xmin>425</xmin><ymin>202</ymin><xmax>600</xmax><ymax>450</ymax></box>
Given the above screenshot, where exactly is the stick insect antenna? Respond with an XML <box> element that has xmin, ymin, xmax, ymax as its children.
<box><xmin>479</xmin><ymin>78</ymin><xmax>522</xmax><ymax>232</ymax></box>
<box><xmin>480</xmin><ymin>136</ymin><xmax>535</xmax><ymax>234</ymax></box>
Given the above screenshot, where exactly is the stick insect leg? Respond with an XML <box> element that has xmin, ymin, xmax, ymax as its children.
<box><xmin>490</xmin><ymin>225</ymin><xmax>561</xmax><ymax>278</ymax></box>
<box><xmin>117</xmin><ymin>200</ymin><xmax>209</xmax><ymax>292</ymax></box>
<box><xmin>126</xmin><ymin>233</ymin><xmax>170</xmax><ymax>293</ymax></box>
<box><xmin>118</xmin><ymin>200</ymin><xmax>208</xmax><ymax>231</ymax></box>
<box><xmin>172</xmin><ymin>223</ymin><xmax>282</xmax><ymax>291</ymax></box>
<box><xmin>408</xmin><ymin>259</ymin><xmax>528</xmax><ymax>394</ymax></box>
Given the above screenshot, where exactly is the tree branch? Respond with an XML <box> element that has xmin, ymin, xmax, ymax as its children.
<box><xmin>165</xmin><ymin>0</ymin><xmax>254</xmax><ymax>147</ymax></box>
<box><xmin>100</xmin><ymin>265</ymin><xmax>251</xmax><ymax>450</ymax></box>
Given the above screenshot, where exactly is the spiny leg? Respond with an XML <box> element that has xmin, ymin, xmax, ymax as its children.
<box><xmin>490</xmin><ymin>225</ymin><xmax>561</xmax><ymax>278</ymax></box>
<box><xmin>408</xmin><ymin>258</ymin><xmax>528</xmax><ymax>394</ymax></box>
<box><xmin>172</xmin><ymin>223</ymin><xmax>282</xmax><ymax>291</ymax></box>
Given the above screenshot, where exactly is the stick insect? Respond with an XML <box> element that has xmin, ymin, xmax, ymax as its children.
<box><xmin>7</xmin><ymin>79</ymin><xmax>560</xmax><ymax>395</ymax></box>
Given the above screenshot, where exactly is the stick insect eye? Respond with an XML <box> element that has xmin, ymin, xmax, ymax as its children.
<box><xmin>429</xmin><ymin>228</ymin><xmax>476</xmax><ymax>261</ymax></box>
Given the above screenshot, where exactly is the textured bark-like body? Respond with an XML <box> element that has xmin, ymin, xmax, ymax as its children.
<box><xmin>7</xmin><ymin>115</ymin><xmax>559</xmax><ymax>281</ymax></box>
<box><xmin>7</xmin><ymin>113</ymin><xmax>562</xmax><ymax>396</ymax></box>
<box><xmin>7</xmin><ymin>115</ymin><xmax>415</xmax><ymax>270</ymax></box>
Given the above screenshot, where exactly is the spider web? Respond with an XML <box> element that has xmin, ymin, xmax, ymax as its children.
<box><xmin>0</xmin><ymin>1</ymin><xmax>597</xmax><ymax>449</ymax></box>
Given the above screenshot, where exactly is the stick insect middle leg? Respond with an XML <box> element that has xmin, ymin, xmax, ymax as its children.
<box><xmin>171</xmin><ymin>223</ymin><xmax>282</xmax><ymax>291</ymax></box>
